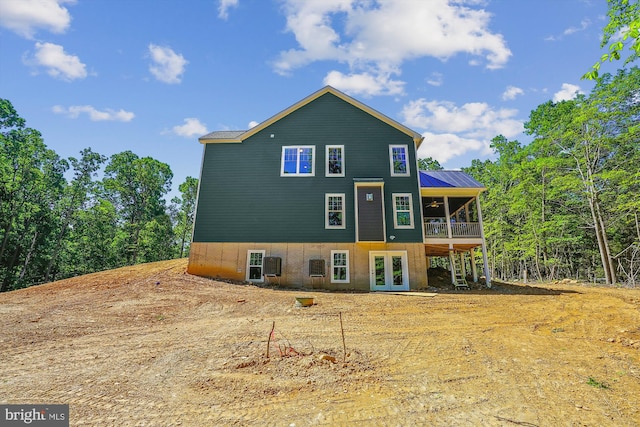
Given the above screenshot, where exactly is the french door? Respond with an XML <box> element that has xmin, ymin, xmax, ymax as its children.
<box><xmin>369</xmin><ymin>251</ymin><xmax>409</xmax><ymax>291</ymax></box>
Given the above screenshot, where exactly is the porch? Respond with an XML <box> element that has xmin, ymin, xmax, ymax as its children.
<box><xmin>423</xmin><ymin>220</ymin><xmax>482</xmax><ymax>239</ymax></box>
<box><xmin>418</xmin><ymin>171</ymin><xmax>491</xmax><ymax>287</ymax></box>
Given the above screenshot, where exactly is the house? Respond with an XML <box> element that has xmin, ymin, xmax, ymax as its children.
<box><xmin>188</xmin><ymin>86</ymin><xmax>491</xmax><ymax>291</ymax></box>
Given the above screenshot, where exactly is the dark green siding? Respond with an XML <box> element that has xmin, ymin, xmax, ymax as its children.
<box><xmin>193</xmin><ymin>92</ymin><xmax>423</xmax><ymax>243</ymax></box>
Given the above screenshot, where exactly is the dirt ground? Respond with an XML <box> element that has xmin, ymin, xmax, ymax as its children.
<box><xmin>1</xmin><ymin>259</ymin><xmax>639</xmax><ymax>426</ymax></box>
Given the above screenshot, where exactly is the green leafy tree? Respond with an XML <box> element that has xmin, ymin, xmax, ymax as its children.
<box><xmin>0</xmin><ymin>99</ymin><xmax>68</xmax><ymax>290</ymax></box>
<box><xmin>417</xmin><ymin>157</ymin><xmax>444</xmax><ymax>171</ymax></box>
<box><xmin>102</xmin><ymin>151</ymin><xmax>173</xmax><ymax>264</ymax></box>
<box><xmin>44</xmin><ymin>148</ymin><xmax>106</xmax><ymax>281</ymax></box>
<box><xmin>63</xmin><ymin>199</ymin><xmax>120</xmax><ymax>276</ymax></box>
<box><xmin>584</xmin><ymin>0</ymin><xmax>639</xmax><ymax>79</ymax></box>
<box><xmin>170</xmin><ymin>176</ymin><xmax>198</xmax><ymax>258</ymax></box>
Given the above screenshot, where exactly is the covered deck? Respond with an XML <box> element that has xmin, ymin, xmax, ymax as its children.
<box><xmin>419</xmin><ymin>171</ymin><xmax>491</xmax><ymax>286</ymax></box>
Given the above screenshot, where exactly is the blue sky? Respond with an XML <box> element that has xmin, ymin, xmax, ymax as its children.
<box><xmin>0</xmin><ymin>0</ymin><xmax>618</xmax><ymax>199</ymax></box>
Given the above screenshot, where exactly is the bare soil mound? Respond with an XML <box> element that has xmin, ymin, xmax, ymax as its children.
<box><xmin>1</xmin><ymin>259</ymin><xmax>639</xmax><ymax>426</ymax></box>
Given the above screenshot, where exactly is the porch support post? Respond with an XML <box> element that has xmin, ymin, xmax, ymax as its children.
<box><xmin>470</xmin><ymin>248</ymin><xmax>478</xmax><ymax>282</ymax></box>
<box><xmin>448</xmin><ymin>249</ymin><xmax>456</xmax><ymax>285</ymax></box>
<box><xmin>464</xmin><ymin>200</ymin><xmax>472</xmax><ymax>225</ymax></box>
<box><xmin>444</xmin><ymin>196</ymin><xmax>453</xmax><ymax>239</ymax></box>
<box><xmin>459</xmin><ymin>252</ymin><xmax>466</xmax><ymax>278</ymax></box>
<box><xmin>475</xmin><ymin>196</ymin><xmax>491</xmax><ymax>288</ymax></box>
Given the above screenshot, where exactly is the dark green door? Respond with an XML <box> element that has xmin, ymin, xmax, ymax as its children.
<box><xmin>356</xmin><ymin>185</ymin><xmax>385</xmax><ymax>242</ymax></box>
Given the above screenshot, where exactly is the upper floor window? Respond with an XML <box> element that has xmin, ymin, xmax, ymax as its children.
<box><xmin>393</xmin><ymin>193</ymin><xmax>414</xmax><ymax>228</ymax></box>
<box><xmin>281</xmin><ymin>146</ymin><xmax>315</xmax><ymax>176</ymax></box>
<box><xmin>389</xmin><ymin>145</ymin><xmax>410</xmax><ymax>176</ymax></box>
<box><xmin>326</xmin><ymin>193</ymin><xmax>346</xmax><ymax>229</ymax></box>
<box><xmin>326</xmin><ymin>145</ymin><xmax>345</xmax><ymax>177</ymax></box>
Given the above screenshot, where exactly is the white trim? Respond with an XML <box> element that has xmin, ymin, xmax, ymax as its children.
<box><xmin>392</xmin><ymin>193</ymin><xmax>414</xmax><ymax>229</ymax></box>
<box><xmin>325</xmin><ymin>193</ymin><xmax>346</xmax><ymax>229</ymax></box>
<box><xmin>389</xmin><ymin>144</ymin><xmax>410</xmax><ymax>177</ymax></box>
<box><xmin>330</xmin><ymin>250</ymin><xmax>350</xmax><ymax>283</ymax></box>
<box><xmin>325</xmin><ymin>145</ymin><xmax>345</xmax><ymax>177</ymax></box>
<box><xmin>280</xmin><ymin>145</ymin><xmax>315</xmax><ymax>176</ymax></box>
<box><xmin>246</xmin><ymin>250</ymin><xmax>266</xmax><ymax>282</ymax></box>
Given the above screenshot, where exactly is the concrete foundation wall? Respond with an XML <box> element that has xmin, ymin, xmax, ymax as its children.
<box><xmin>188</xmin><ymin>242</ymin><xmax>428</xmax><ymax>291</ymax></box>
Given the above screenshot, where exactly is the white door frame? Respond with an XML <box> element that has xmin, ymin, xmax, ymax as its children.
<box><xmin>369</xmin><ymin>251</ymin><xmax>409</xmax><ymax>291</ymax></box>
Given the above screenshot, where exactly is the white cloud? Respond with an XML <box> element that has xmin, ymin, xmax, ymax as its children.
<box><xmin>553</xmin><ymin>83</ymin><xmax>584</xmax><ymax>102</ymax></box>
<box><xmin>218</xmin><ymin>0</ymin><xmax>239</xmax><ymax>20</ymax></box>
<box><xmin>546</xmin><ymin>18</ymin><xmax>591</xmax><ymax>41</ymax></box>
<box><xmin>26</xmin><ymin>42</ymin><xmax>87</xmax><ymax>81</ymax></box>
<box><xmin>563</xmin><ymin>18</ymin><xmax>591</xmax><ymax>36</ymax></box>
<box><xmin>52</xmin><ymin>105</ymin><xmax>134</xmax><ymax>122</ymax></box>
<box><xmin>426</xmin><ymin>72</ymin><xmax>443</xmax><ymax>87</ymax></box>
<box><xmin>248</xmin><ymin>120</ymin><xmax>259</xmax><ymax>128</ymax></box>
<box><xmin>502</xmin><ymin>85</ymin><xmax>524</xmax><ymax>101</ymax></box>
<box><xmin>171</xmin><ymin>118</ymin><xmax>208</xmax><ymax>137</ymax></box>
<box><xmin>417</xmin><ymin>132</ymin><xmax>488</xmax><ymax>164</ymax></box>
<box><xmin>148</xmin><ymin>44</ymin><xmax>188</xmax><ymax>84</ymax></box>
<box><xmin>0</xmin><ymin>0</ymin><xmax>75</xmax><ymax>39</ymax></box>
<box><xmin>401</xmin><ymin>98</ymin><xmax>524</xmax><ymax>164</ymax></box>
<box><xmin>273</xmin><ymin>0</ymin><xmax>511</xmax><ymax>96</ymax></box>
<box><xmin>323</xmin><ymin>69</ymin><xmax>405</xmax><ymax>97</ymax></box>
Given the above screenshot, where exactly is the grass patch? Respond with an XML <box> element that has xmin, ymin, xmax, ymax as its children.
<box><xmin>587</xmin><ymin>377</ymin><xmax>609</xmax><ymax>389</ymax></box>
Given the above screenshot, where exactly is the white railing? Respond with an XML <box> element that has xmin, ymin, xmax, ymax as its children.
<box><xmin>424</xmin><ymin>221</ymin><xmax>481</xmax><ymax>238</ymax></box>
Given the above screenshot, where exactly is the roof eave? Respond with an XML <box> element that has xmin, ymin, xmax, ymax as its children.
<box><xmin>198</xmin><ymin>137</ymin><xmax>243</xmax><ymax>144</ymax></box>
<box><xmin>420</xmin><ymin>187</ymin><xmax>486</xmax><ymax>197</ymax></box>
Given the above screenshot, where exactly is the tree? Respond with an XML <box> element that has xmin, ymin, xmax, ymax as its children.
<box><xmin>101</xmin><ymin>151</ymin><xmax>173</xmax><ymax>265</ymax></box>
<box><xmin>583</xmin><ymin>0</ymin><xmax>639</xmax><ymax>79</ymax></box>
<box><xmin>44</xmin><ymin>148</ymin><xmax>106</xmax><ymax>281</ymax></box>
<box><xmin>0</xmin><ymin>99</ymin><xmax>68</xmax><ymax>291</ymax></box>
<box><xmin>171</xmin><ymin>176</ymin><xmax>198</xmax><ymax>258</ymax></box>
<box><xmin>417</xmin><ymin>157</ymin><xmax>444</xmax><ymax>171</ymax></box>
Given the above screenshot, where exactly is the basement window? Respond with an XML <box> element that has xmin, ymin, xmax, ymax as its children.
<box><xmin>246</xmin><ymin>250</ymin><xmax>265</xmax><ymax>282</ymax></box>
<box><xmin>331</xmin><ymin>250</ymin><xmax>349</xmax><ymax>283</ymax></box>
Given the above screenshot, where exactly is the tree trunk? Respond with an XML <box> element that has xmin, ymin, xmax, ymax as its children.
<box><xmin>595</xmin><ymin>200</ymin><xmax>616</xmax><ymax>284</ymax></box>
<box><xmin>588</xmin><ymin>196</ymin><xmax>612</xmax><ymax>284</ymax></box>
<box><xmin>19</xmin><ymin>230</ymin><xmax>38</xmax><ymax>281</ymax></box>
<box><xmin>0</xmin><ymin>221</ymin><xmax>13</xmax><ymax>263</ymax></box>
<box><xmin>1</xmin><ymin>245</ymin><xmax>21</xmax><ymax>292</ymax></box>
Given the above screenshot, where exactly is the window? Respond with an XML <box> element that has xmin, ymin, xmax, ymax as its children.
<box><xmin>331</xmin><ymin>250</ymin><xmax>349</xmax><ymax>283</ymax></box>
<box><xmin>389</xmin><ymin>145</ymin><xmax>410</xmax><ymax>176</ymax></box>
<box><xmin>246</xmin><ymin>250</ymin><xmax>265</xmax><ymax>282</ymax></box>
<box><xmin>281</xmin><ymin>146</ymin><xmax>315</xmax><ymax>176</ymax></box>
<box><xmin>326</xmin><ymin>193</ymin><xmax>346</xmax><ymax>229</ymax></box>
<box><xmin>393</xmin><ymin>193</ymin><xmax>414</xmax><ymax>228</ymax></box>
<box><xmin>326</xmin><ymin>145</ymin><xmax>345</xmax><ymax>177</ymax></box>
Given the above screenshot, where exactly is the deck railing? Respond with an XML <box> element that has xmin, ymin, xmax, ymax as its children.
<box><xmin>424</xmin><ymin>221</ymin><xmax>481</xmax><ymax>238</ymax></box>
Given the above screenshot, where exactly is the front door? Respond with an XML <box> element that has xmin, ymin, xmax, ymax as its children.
<box><xmin>369</xmin><ymin>251</ymin><xmax>409</xmax><ymax>291</ymax></box>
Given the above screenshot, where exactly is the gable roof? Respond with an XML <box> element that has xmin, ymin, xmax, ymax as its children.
<box><xmin>419</xmin><ymin>170</ymin><xmax>485</xmax><ymax>189</ymax></box>
<box><xmin>199</xmin><ymin>86</ymin><xmax>424</xmax><ymax>146</ymax></box>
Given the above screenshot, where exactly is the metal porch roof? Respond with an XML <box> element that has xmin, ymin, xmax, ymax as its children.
<box><xmin>419</xmin><ymin>170</ymin><xmax>484</xmax><ymax>189</ymax></box>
